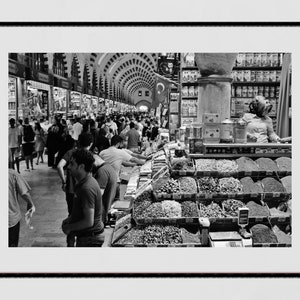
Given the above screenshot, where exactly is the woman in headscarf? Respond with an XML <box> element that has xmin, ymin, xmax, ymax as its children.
<box><xmin>242</xmin><ymin>96</ymin><xmax>282</xmax><ymax>143</ymax></box>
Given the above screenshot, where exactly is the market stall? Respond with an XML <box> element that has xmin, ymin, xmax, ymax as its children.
<box><xmin>110</xmin><ymin>141</ymin><xmax>291</xmax><ymax>248</ymax></box>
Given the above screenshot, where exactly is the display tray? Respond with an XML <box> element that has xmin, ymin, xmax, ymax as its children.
<box><xmin>111</xmin><ymin>226</ymin><xmax>202</xmax><ymax>247</ymax></box>
<box><xmin>197</xmin><ymin>199</ymin><xmax>271</xmax><ymax>225</ymax></box>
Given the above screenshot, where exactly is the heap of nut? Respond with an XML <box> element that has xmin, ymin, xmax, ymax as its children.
<box><xmin>155</xmin><ymin>178</ymin><xmax>180</xmax><ymax>194</ymax></box>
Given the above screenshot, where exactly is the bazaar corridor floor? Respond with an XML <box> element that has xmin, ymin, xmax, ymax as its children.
<box><xmin>17</xmin><ymin>159</ymin><xmax>116</xmax><ymax>247</ymax></box>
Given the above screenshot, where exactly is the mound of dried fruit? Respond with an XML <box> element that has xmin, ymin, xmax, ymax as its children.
<box><xmin>222</xmin><ymin>199</ymin><xmax>245</xmax><ymax>217</ymax></box>
<box><xmin>218</xmin><ymin>177</ymin><xmax>243</xmax><ymax>193</ymax></box>
<box><xmin>197</xmin><ymin>177</ymin><xmax>220</xmax><ymax>194</ymax></box>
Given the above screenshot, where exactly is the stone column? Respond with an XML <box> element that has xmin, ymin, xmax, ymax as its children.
<box><xmin>194</xmin><ymin>53</ymin><xmax>238</xmax><ymax>123</ymax></box>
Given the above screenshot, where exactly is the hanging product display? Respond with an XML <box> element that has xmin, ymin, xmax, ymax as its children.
<box><xmin>53</xmin><ymin>86</ymin><xmax>67</xmax><ymax>117</ymax></box>
<box><xmin>23</xmin><ymin>80</ymin><xmax>50</xmax><ymax>120</ymax></box>
<box><xmin>8</xmin><ymin>77</ymin><xmax>17</xmax><ymax>120</ymax></box>
<box><xmin>69</xmin><ymin>91</ymin><xmax>81</xmax><ymax>117</ymax></box>
<box><xmin>91</xmin><ymin>96</ymin><xmax>99</xmax><ymax>112</ymax></box>
<box><xmin>81</xmin><ymin>94</ymin><xmax>92</xmax><ymax>116</ymax></box>
<box><xmin>98</xmin><ymin>97</ymin><xmax>105</xmax><ymax>114</ymax></box>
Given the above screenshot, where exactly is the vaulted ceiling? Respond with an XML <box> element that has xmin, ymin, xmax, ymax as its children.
<box><xmin>92</xmin><ymin>53</ymin><xmax>159</xmax><ymax>104</ymax></box>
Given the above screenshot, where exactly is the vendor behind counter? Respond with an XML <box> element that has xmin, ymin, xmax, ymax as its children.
<box><xmin>242</xmin><ymin>96</ymin><xmax>290</xmax><ymax>144</ymax></box>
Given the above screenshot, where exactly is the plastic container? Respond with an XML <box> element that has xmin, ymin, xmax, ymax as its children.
<box><xmin>192</xmin><ymin>123</ymin><xmax>203</xmax><ymax>139</ymax></box>
<box><xmin>234</xmin><ymin>119</ymin><xmax>247</xmax><ymax>144</ymax></box>
<box><xmin>220</xmin><ymin>118</ymin><xmax>234</xmax><ymax>143</ymax></box>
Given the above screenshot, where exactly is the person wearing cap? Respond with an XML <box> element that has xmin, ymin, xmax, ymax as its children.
<box><xmin>242</xmin><ymin>96</ymin><xmax>281</xmax><ymax>143</ymax></box>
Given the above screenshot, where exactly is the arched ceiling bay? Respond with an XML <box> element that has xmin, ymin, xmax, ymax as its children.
<box><xmin>96</xmin><ymin>53</ymin><xmax>159</xmax><ymax>104</ymax></box>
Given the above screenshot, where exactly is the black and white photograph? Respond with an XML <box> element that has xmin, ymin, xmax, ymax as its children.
<box><xmin>0</xmin><ymin>9</ymin><xmax>300</xmax><ymax>295</ymax></box>
<box><xmin>7</xmin><ymin>51</ymin><xmax>292</xmax><ymax>249</ymax></box>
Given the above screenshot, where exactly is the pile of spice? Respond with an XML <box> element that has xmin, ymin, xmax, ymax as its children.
<box><xmin>139</xmin><ymin>202</ymin><xmax>164</xmax><ymax>218</ymax></box>
<box><xmin>251</xmin><ymin>224</ymin><xmax>278</xmax><ymax>244</ymax></box>
<box><xmin>215</xmin><ymin>159</ymin><xmax>238</xmax><ymax>173</ymax></box>
<box><xmin>240</xmin><ymin>177</ymin><xmax>264</xmax><ymax>194</ymax></box>
<box><xmin>133</xmin><ymin>200</ymin><xmax>152</xmax><ymax>219</ymax></box>
<box><xmin>178</xmin><ymin>177</ymin><xmax>198</xmax><ymax>194</ymax></box>
<box><xmin>199</xmin><ymin>202</ymin><xmax>227</xmax><ymax>218</ymax></box>
<box><xmin>275</xmin><ymin>157</ymin><xmax>291</xmax><ymax>172</ymax></box>
<box><xmin>115</xmin><ymin>229</ymin><xmax>144</xmax><ymax>245</ymax></box>
<box><xmin>143</xmin><ymin>225</ymin><xmax>182</xmax><ymax>245</ymax></box>
<box><xmin>155</xmin><ymin>178</ymin><xmax>181</xmax><ymax>194</ymax></box>
<box><xmin>181</xmin><ymin>201</ymin><xmax>199</xmax><ymax>218</ymax></box>
<box><xmin>222</xmin><ymin>199</ymin><xmax>245</xmax><ymax>217</ymax></box>
<box><xmin>195</xmin><ymin>159</ymin><xmax>217</xmax><ymax>171</ymax></box>
<box><xmin>246</xmin><ymin>201</ymin><xmax>270</xmax><ymax>217</ymax></box>
<box><xmin>261</xmin><ymin>177</ymin><xmax>286</xmax><ymax>193</ymax></box>
<box><xmin>236</xmin><ymin>157</ymin><xmax>259</xmax><ymax>172</ymax></box>
<box><xmin>218</xmin><ymin>177</ymin><xmax>243</xmax><ymax>193</ymax></box>
<box><xmin>181</xmin><ymin>228</ymin><xmax>201</xmax><ymax>244</ymax></box>
<box><xmin>281</xmin><ymin>176</ymin><xmax>292</xmax><ymax>193</ymax></box>
<box><xmin>161</xmin><ymin>200</ymin><xmax>182</xmax><ymax>218</ymax></box>
<box><xmin>197</xmin><ymin>177</ymin><xmax>220</xmax><ymax>194</ymax></box>
<box><xmin>272</xmin><ymin>225</ymin><xmax>292</xmax><ymax>244</ymax></box>
<box><xmin>255</xmin><ymin>157</ymin><xmax>279</xmax><ymax>172</ymax></box>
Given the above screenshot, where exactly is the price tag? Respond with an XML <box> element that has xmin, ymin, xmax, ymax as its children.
<box><xmin>238</xmin><ymin>207</ymin><xmax>249</xmax><ymax>227</ymax></box>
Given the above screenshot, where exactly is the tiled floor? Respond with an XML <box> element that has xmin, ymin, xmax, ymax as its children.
<box><xmin>17</xmin><ymin>158</ymin><xmax>117</xmax><ymax>247</ymax></box>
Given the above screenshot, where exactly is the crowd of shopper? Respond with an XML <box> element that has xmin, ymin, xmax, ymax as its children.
<box><xmin>8</xmin><ymin>111</ymin><xmax>161</xmax><ymax>247</ymax></box>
